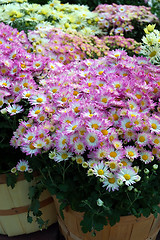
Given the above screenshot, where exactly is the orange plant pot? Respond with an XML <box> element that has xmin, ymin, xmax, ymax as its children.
<box><xmin>0</xmin><ymin>173</ymin><xmax>57</xmax><ymax>236</ymax></box>
<box><xmin>53</xmin><ymin>196</ymin><xmax>160</xmax><ymax>240</ymax></box>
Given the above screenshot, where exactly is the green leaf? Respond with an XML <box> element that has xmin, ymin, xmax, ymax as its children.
<box><xmin>93</xmin><ymin>215</ymin><xmax>108</xmax><ymax>232</ymax></box>
<box><xmin>59</xmin><ymin>201</ymin><xmax>68</xmax><ymax>220</ymax></box>
<box><xmin>28</xmin><ymin>186</ymin><xmax>36</xmax><ymax>199</ymax></box>
<box><xmin>31</xmin><ymin>199</ymin><xmax>40</xmax><ymax>215</ymax></box>
<box><xmin>27</xmin><ymin>215</ymin><xmax>33</xmax><ymax>223</ymax></box>
<box><xmin>80</xmin><ymin>212</ymin><xmax>93</xmax><ymax>233</ymax></box>
<box><xmin>6</xmin><ymin>174</ymin><xmax>18</xmax><ymax>189</ymax></box>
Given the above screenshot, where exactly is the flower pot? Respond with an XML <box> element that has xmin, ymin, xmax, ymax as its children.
<box><xmin>53</xmin><ymin>196</ymin><xmax>160</xmax><ymax>240</ymax></box>
<box><xmin>0</xmin><ymin>173</ymin><xmax>57</xmax><ymax>236</ymax></box>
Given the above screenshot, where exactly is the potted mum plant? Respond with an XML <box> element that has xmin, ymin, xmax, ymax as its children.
<box><xmin>12</xmin><ymin>45</ymin><xmax>160</xmax><ymax>239</ymax></box>
<box><xmin>0</xmin><ymin>22</ymin><xmax>57</xmax><ymax>236</ymax></box>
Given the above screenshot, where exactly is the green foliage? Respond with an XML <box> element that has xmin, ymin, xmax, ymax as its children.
<box><xmin>28</xmin><ymin>180</ymin><xmax>49</xmax><ymax>229</ymax></box>
<box><xmin>39</xmin><ymin>157</ymin><xmax>160</xmax><ymax>235</ymax></box>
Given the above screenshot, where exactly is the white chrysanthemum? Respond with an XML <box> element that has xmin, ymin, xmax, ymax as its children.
<box><xmin>6</xmin><ymin>104</ymin><xmax>23</xmax><ymax>115</ymax></box>
<box><xmin>74</xmin><ymin>140</ymin><xmax>85</xmax><ymax>154</ymax></box>
<box><xmin>75</xmin><ymin>155</ymin><xmax>84</xmax><ymax>164</ymax></box>
<box><xmin>120</xmin><ymin>117</ymin><xmax>133</xmax><ymax>130</ymax></box>
<box><xmin>92</xmin><ymin>161</ymin><xmax>109</xmax><ymax>179</ymax></box>
<box><xmin>85</xmin><ymin>131</ymin><xmax>99</xmax><ymax>148</ymax></box>
<box><xmin>137</xmin><ymin>133</ymin><xmax>149</xmax><ymax>146</ymax></box>
<box><xmin>152</xmin><ymin>135</ymin><xmax>160</xmax><ymax>148</ymax></box>
<box><xmin>29</xmin><ymin>93</ymin><xmax>47</xmax><ymax>105</ymax></box>
<box><xmin>107</xmin><ymin>147</ymin><xmax>123</xmax><ymax>161</ymax></box>
<box><xmin>149</xmin><ymin>118</ymin><xmax>160</xmax><ymax>134</ymax></box>
<box><xmin>139</xmin><ymin>151</ymin><xmax>153</xmax><ymax>164</ymax></box>
<box><xmin>120</xmin><ymin>158</ymin><xmax>132</xmax><ymax>167</ymax></box>
<box><xmin>125</xmin><ymin>146</ymin><xmax>138</xmax><ymax>160</ymax></box>
<box><xmin>54</xmin><ymin>151</ymin><xmax>73</xmax><ymax>162</ymax></box>
<box><xmin>102</xmin><ymin>173</ymin><xmax>119</xmax><ymax>191</ymax></box>
<box><xmin>107</xmin><ymin>161</ymin><xmax>120</xmax><ymax>172</ymax></box>
<box><xmin>117</xmin><ymin>167</ymin><xmax>140</xmax><ymax>186</ymax></box>
<box><xmin>16</xmin><ymin>160</ymin><xmax>29</xmax><ymax>172</ymax></box>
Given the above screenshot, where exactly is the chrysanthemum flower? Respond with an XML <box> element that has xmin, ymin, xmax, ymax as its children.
<box><xmin>125</xmin><ymin>146</ymin><xmax>139</xmax><ymax>160</ymax></box>
<box><xmin>117</xmin><ymin>166</ymin><xmax>139</xmax><ymax>186</ymax></box>
<box><xmin>139</xmin><ymin>150</ymin><xmax>153</xmax><ymax>164</ymax></box>
<box><xmin>6</xmin><ymin>104</ymin><xmax>23</xmax><ymax>115</ymax></box>
<box><xmin>136</xmin><ymin>133</ymin><xmax>149</xmax><ymax>146</ymax></box>
<box><xmin>16</xmin><ymin>159</ymin><xmax>29</xmax><ymax>172</ymax></box>
<box><xmin>102</xmin><ymin>173</ymin><xmax>119</xmax><ymax>191</ymax></box>
<box><xmin>54</xmin><ymin>151</ymin><xmax>73</xmax><ymax>162</ymax></box>
<box><xmin>107</xmin><ymin>147</ymin><xmax>124</xmax><ymax>161</ymax></box>
<box><xmin>92</xmin><ymin>161</ymin><xmax>109</xmax><ymax>179</ymax></box>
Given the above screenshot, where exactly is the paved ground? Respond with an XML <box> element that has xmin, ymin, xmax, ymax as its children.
<box><xmin>0</xmin><ymin>223</ymin><xmax>160</xmax><ymax>240</ymax></box>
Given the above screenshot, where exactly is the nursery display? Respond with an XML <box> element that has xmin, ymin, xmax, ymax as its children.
<box><xmin>0</xmin><ymin>0</ymin><xmax>101</xmax><ymax>35</ymax></box>
<box><xmin>11</xmin><ymin>48</ymin><xmax>160</xmax><ymax>238</ymax></box>
<box><xmin>0</xmin><ymin>0</ymin><xmax>160</xmax><ymax>238</ymax></box>
<box><xmin>140</xmin><ymin>24</ymin><xmax>160</xmax><ymax>65</ymax></box>
<box><xmin>0</xmin><ymin>22</ymin><xmax>57</xmax><ymax>235</ymax></box>
<box><xmin>94</xmin><ymin>3</ymin><xmax>159</xmax><ymax>41</ymax></box>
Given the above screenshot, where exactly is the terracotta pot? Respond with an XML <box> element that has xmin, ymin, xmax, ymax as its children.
<box><xmin>53</xmin><ymin>196</ymin><xmax>160</xmax><ymax>240</ymax></box>
<box><xmin>0</xmin><ymin>173</ymin><xmax>57</xmax><ymax>236</ymax></box>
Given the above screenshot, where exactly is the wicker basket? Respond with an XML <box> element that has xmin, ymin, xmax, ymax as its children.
<box><xmin>53</xmin><ymin>196</ymin><xmax>160</xmax><ymax>240</ymax></box>
<box><xmin>0</xmin><ymin>174</ymin><xmax>57</xmax><ymax>236</ymax></box>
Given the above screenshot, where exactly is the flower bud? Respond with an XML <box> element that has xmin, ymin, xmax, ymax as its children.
<box><xmin>128</xmin><ymin>186</ymin><xmax>134</xmax><ymax>191</ymax></box>
<box><xmin>97</xmin><ymin>198</ymin><xmax>104</xmax><ymax>207</ymax></box>
<box><xmin>1</xmin><ymin>108</ymin><xmax>7</xmax><ymax>114</ymax></box>
<box><xmin>87</xmin><ymin>169</ymin><xmax>94</xmax><ymax>176</ymax></box>
<box><xmin>153</xmin><ymin>164</ymin><xmax>158</xmax><ymax>170</ymax></box>
<box><xmin>144</xmin><ymin>168</ymin><xmax>149</xmax><ymax>174</ymax></box>
<box><xmin>117</xmin><ymin>179</ymin><xmax>123</xmax><ymax>186</ymax></box>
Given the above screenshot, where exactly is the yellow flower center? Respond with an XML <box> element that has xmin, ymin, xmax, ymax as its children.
<box><xmin>128</xmin><ymin>151</ymin><xmax>134</xmax><ymax>157</ymax></box>
<box><xmin>39</xmin><ymin>116</ymin><xmax>45</xmax><ymax>121</ymax></box>
<box><xmin>62</xmin><ymin>139</ymin><xmax>66</xmax><ymax>145</ymax></box>
<box><xmin>20</xmin><ymin>166</ymin><xmax>26</xmax><ymax>171</ymax></box>
<box><xmin>108</xmin><ymin>177</ymin><xmax>115</xmax><ymax>184</ymax></box>
<box><xmin>89</xmin><ymin>136</ymin><xmax>96</xmax><ymax>143</ymax></box>
<box><xmin>149</xmin><ymin>51</ymin><xmax>156</xmax><ymax>57</ymax></box>
<box><xmin>61</xmin><ymin>153</ymin><xmax>68</xmax><ymax>159</ymax></box>
<box><xmin>29</xmin><ymin>143</ymin><xmax>35</xmax><ymax>150</ymax></box>
<box><xmin>154</xmin><ymin>139</ymin><xmax>159</xmax><ymax>144</ymax></box>
<box><xmin>139</xmin><ymin>136</ymin><xmax>145</xmax><ymax>142</ymax></box>
<box><xmin>61</xmin><ymin>97</ymin><xmax>67</xmax><ymax>102</ymax></box>
<box><xmin>77</xmin><ymin>158</ymin><xmax>83</xmax><ymax>164</ymax></box>
<box><xmin>110</xmin><ymin>152</ymin><xmax>117</xmax><ymax>158</ymax></box>
<box><xmin>92</xmin><ymin>124</ymin><xmax>99</xmax><ymax>130</ymax></box>
<box><xmin>77</xmin><ymin>144</ymin><xmax>83</xmax><ymax>150</ymax></box>
<box><xmin>28</xmin><ymin>136</ymin><xmax>33</xmax><ymax>140</ymax></box>
<box><xmin>124</xmin><ymin>174</ymin><xmax>131</xmax><ymax>180</ymax></box>
<box><xmin>36</xmin><ymin>98</ymin><xmax>43</xmax><ymax>103</ymax></box>
<box><xmin>110</xmin><ymin>162</ymin><xmax>116</xmax><ymax>169</ymax></box>
<box><xmin>101</xmin><ymin>129</ymin><xmax>108</xmax><ymax>135</ymax></box>
<box><xmin>97</xmin><ymin>169</ymin><xmax>104</xmax><ymax>175</ymax></box>
<box><xmin>25</xmin><ymin>93</ymin><xmax>31</xmax><ymax>97</ymax></box>
<box><xmin>74</xmin><ymin>107</ymin><xmax>80</xmax><ymax>113</ymax></box>
<box><xmin>125</xmin><ymin>122</ymin><xmax>132</xmax><ymax>128</ymax></box>
<box><xmin>35</xmin><ymin>110</ymin><xmax>40</xmax><ymax>114</ymax></box>
<box><xmin>121</xmin><ymin>161</ymin><xmax>127</xmax><ymax>166</ymax></box>
<box><xmin>135</xmin><ymin>94</ymin><xmax>142</xmax><ymax>99</ymax></box>
<box><xmin>11</xmin><ymin>109</ymin><xmax>17</xmax><ymax>113</ymax></box>
<box><xmin>100</xmin><ymin>152</ymin><xmax>105</xmax><ymax>158</ymax></box>
<box><xmin>142</xmin><ymin>154</ymin><xmax>148</xmax><ymax>160</ymax></box>
<box><xmin>15</xmin><ymin>87</ymin><xmax>20</xmax><ymax>92</ymax></box>
<box><xmin>72</xmin><ymin>125</ymin><xmax>77</xmax><ymax>130</ymax></box>
<box><xmin>102</xmin><ymin>97</ymin><xmax>107</xmax><ymax>103</ymax></box>
<box><xmin>151</xmin><ymin>123</ymin><xmax>157</xmax><ymax>129</ymax></box>
<box><xmin>113</xmin><ymin>114</ymin><xmax>119</xmax><ymax>121</ymax></box>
